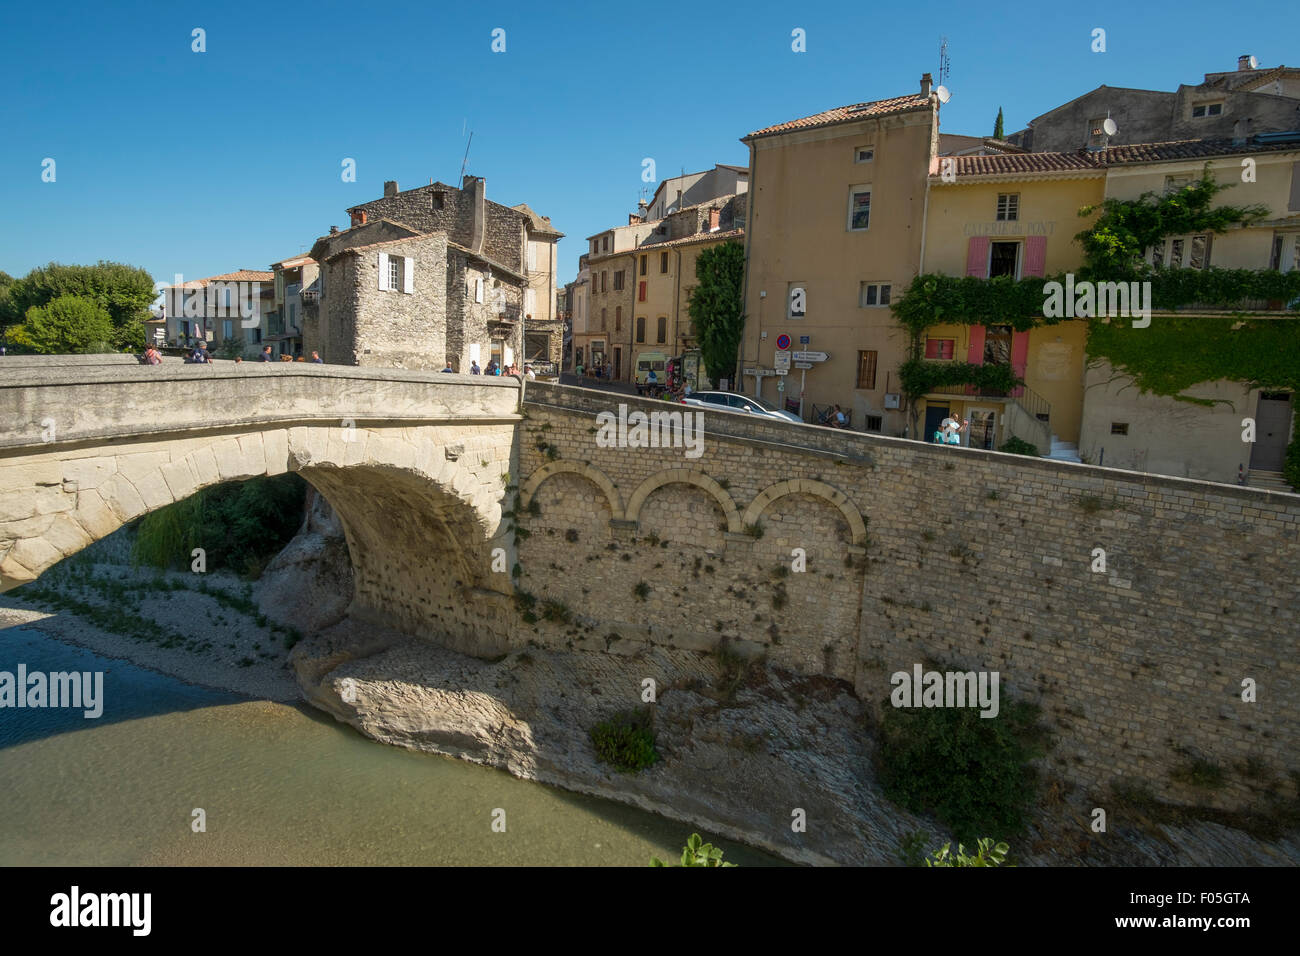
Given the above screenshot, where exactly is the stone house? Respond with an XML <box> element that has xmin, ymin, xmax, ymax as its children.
<box><xmin>644</xmin><ymin>163</ymin><xmax>749</xmax><ymax>219</ymax></box>
<box><xmin>1005</xmin><ymin>54</ymin><xmax>1300</xmax><ymax>153</ymax></box>
<box><xmin>302</xmin><ymin>176</ymin><xmax>557</xmax><ymax>371</ymax></box>
<box><xmin>157</xmin><ymin>270</ymin><xmax>273</xmax><ymax>355</ymax></box>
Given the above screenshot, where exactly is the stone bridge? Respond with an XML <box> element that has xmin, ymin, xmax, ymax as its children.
<box><xmin>0</xmin><ymin>358</ymin><xmax>522</xmax><ymax>656</ymax></box>
<box><xmin>2</xmin><ymin>361</ymin><xmax>1299</xmax><ymax>810</ymax></box>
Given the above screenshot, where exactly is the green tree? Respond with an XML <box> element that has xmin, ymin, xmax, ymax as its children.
<box><xmin>2</xmin><ymin>261</ymin><xmax>157</xmax><ymax>351</ymax></box>
<box><xmin>687</xmin><ymin>241</ymin><xmax>746</xmax><ymax>387</ymax></box>
<box><xmin>993</xmin><ymin>107</ymin><xmax>1004</xmax><ymax>139</ymax></box>
<box><xmin>8</xmin><ymin>295</ymin><xmax>115</xmax><ymax>353</ymax></box>
<box><xmin>1076</xmin><ymin>165</ymin><xmax>1268</xmax><ymax>275</ymax></box>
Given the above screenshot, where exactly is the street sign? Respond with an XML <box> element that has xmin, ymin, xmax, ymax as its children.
<box><xmin>774</xmin><ymin>350</ymin><xmax>791</xmax><ymax>370</ymax></box>
<box><xmin>794</xmin><ymin>361</ymin><xmax>813</xmax><ymax>369</ymax></box>
<box><xmin>775</xmin><ymin>369</ymin><xmax>789</xmax><ymax>375</ymax></box>
<box><xmin>745</xmin><ymin>367</ymin><xmax>776</xmax><ymax>377</ymax></box>
<box><xmin>799</xmin><ymin>335</ymin><xmax>810</xmax><ymax>345</ymax></box>
<box><xmin>775</xmin><ymin>333</ymin><xmax>791</xmax><ymax>350</ymax></box>
<box><xmin>792</xmin><ymin>351</ymin><xmax>828</xmax><ymax>362</ymax></box>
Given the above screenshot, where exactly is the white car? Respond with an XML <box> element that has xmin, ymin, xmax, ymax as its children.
<box><xmin>682</xmin><ymin>390</ymin><xmax>803</xmax><ymax>424</ymax></box>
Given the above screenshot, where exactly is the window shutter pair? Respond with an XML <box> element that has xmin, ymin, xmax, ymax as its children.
<box><xmin>377</xmin><ymin>252</ymin><xmax>415</xmax><ymax>293</ymax></box>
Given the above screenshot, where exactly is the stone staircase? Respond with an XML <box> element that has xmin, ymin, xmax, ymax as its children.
<box><xmin>1046</xmin><ymin>435</ymin><xmax>1082</xmax><ymax>463</ymax></box>
<box><xmin>1246</xmin><ymin>469</ymin><xmax>1294</xmax><ymax>492</ymax></box>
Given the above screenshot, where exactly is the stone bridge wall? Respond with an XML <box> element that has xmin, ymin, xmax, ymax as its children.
<box><xmin>517</xmin><ymin>383</ymin><xmax>1300</xmax><ymax>811</ymax></box>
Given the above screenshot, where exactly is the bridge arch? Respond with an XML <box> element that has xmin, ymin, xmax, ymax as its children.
<box><xmin>625</xmin><ymin>468</ymin><xmax>742</xmax><ymax>532</ymax></box>
<box><xmin>0</xmin><ymin>423</ymin><xmax>516</xmax><ymax>656</ymax></box>
<box><xmin>520</xmin><ymin>459</ymin><xmax>623</xmax><ymax>520</ymax></box>
<box><xmin>742</xmin><ymin>478</ymin><xmax>867</xmax><ymax>546</ymax></box>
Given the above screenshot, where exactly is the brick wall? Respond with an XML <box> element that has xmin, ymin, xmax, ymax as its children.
<box><xmin>514</xmin><ymin>383</ymin><xmax>1300</xmax><ymax>811</ymax></box>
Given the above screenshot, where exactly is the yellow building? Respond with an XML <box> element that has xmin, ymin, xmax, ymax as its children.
<box><xmin>916</xmin><ymin>154</ymin><xmax>1105</xmax><ymax>454</ymax></box>
<box><xmin>739</xmin><ymin>77</ymin><xmax>940</xmax><ymax>430</ymax></box>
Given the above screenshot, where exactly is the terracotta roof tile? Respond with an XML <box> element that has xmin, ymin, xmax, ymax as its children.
<box><xmin>636</xmin><ymin>229</ymin><xmax>744</xmax><ymax>251</ymax></box>
<box><xmin>746</xmin><ymin>93</ymin><xmax>932</xmax><ymax>139</ymax></box>
<box><xmin>940</xmin><ymin>137</ymin><xmax>1300</xmax><ymax>180</ymax></box>
<box><xmin>949</xmin><ymin>152</ymin><xmax>1099</xmax><ymax>176</ymax></box>
<box><xmin>167</xmin><ymin>270</ymin><xmax>273</xmax><ymax>289</ymax></box>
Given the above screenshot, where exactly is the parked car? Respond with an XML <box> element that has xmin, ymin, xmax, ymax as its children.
<box><xmin>682</xmin><ymin>390</ymin><xmax>803</xmax><ymax>424</ymax></box>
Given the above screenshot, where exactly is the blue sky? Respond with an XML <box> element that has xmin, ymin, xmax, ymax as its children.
<box><xmin>1</xmin><ymin>0</ymin><xmax>1293</xmax><ymax>288</ymax></box>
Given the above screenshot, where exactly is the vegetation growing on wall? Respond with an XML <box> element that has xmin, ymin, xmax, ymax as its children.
<box><xmin>889</xmin><ymin>171</ymin><xmax>1299</xmax><ymax>485</ymax></box>
<box><xmin>876</xmin><ymin>697</ymin><xmax>1046</xmax><ymax>842</ymax></box>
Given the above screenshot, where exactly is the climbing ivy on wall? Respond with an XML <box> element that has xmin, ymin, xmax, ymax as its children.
<box><xmin>898</xmin><ymin>357</ymin><xmax>1023</xmax><ymax>399</ymax></box>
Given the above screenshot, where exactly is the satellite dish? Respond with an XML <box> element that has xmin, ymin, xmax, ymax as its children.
<box><xmin>1102</xmin><ymin>117</ymin><xmax>1118</xmax><ymax>136</ymax></box>
<box><xmin>935</xmin><ymin>85</ymin><xmax>951</xmax><ymax>104</ymax></box>
<box><xmin>1248</xmin><ymin>55</ymin><xmax>1259</xmax><ymax>69</ymax></box>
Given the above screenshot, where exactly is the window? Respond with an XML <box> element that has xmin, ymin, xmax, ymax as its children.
<box><xmin>988</xmin><ymin>241</ymin><xmax>1020</xmax><ymax>278</ymax></box>
<box><xmin>1111</xmin><ymin>422</ymin><xmax>1129</xmax><ymax>435</ymax></box>
<box><xmin>601</xmin><ymin>271</ymin><xmax>607</xmax><ymax>293</ymax></box>
<box><xmin>288</xmin><ymin>303</ymin><xmax>296</xmax><ymax>327</ymax></box>
<box><xmin>1192</xmin><ymin>102</ymin><xmax>1223</xmax><ymax>118</ymax></box>
<box><xmin>924</xmin><ymin>338</ymin><xmax>955</xmax><ymax>360</ymax></box>
<box><xmin>613</xmin><ymin>270</ymin><xmax>624</xmax><ymax>292</ymax></box>
<box><xmin>865</xmin><ymin>414</ymin><xmax>883</xmax><ymax>431</ymax></box>
<box><xmin>1152</xmin><ymin>234</ymin><xmax>1211</xmax><ymax>269</ymax></box>
<box><xmin>475</xmin><ymin>277</ymin><xmax>484</xmax><ymax>303</ymax></box>
<box><xmin>787</xmin><ymin>284</ymin><xmax>807</xmax><ymax>319</ymax></box>
<box><xmin>432</xmin><ymin>191</ymin><xmax>445</xmax><ymax>210</ymax></box>
<box><xmin>855</xmin><ymin>147</ymin><xmax>874</xmax><ymax>164</ymax></box>
<box><xmin>389</xmin><ymin>257</ymin><xmax>401</xmax><ymax>291</ymax></box>
<box><xmin>1269</xmin><ymin>233</ymin><xmax>1300</xmax><ymax>272</ymax></box>
<box><xmin>615</xmin><ymin>306</ymin><xmax>622</xmax><ymax>331</ymax></box>
<box><xmin>603</xmin><ymin>236</ymin><xmax>610</xmax><ymax>252</ymax></box>
<box><xmin>527</xmin><ymin>243</ymin><xmax>537</xmax><ymax>272</ymax></box>
<box><xmin>222</xmin><ymin>319</ymin><xmax>233</xmax><ymax>339</ymax></box>
<box><xmin>636</xmin><ymin>316</ymin><xmax>646</xmax><ymax>343</ymax></box>
<box><xmin>996</xmin><ymin>193</ymin><xmax>1019</xmax><ymax>222</ymax></box>
<box><xmin>639</xmin><ymin>255</ymin><xmax>647</xmax><ymax>276</ymax></box>
<box><xmin>1164</xmin><ymin>174</ymin><xmax>1193</xmax><ymax>194</ymax></box>
<box><xmin>848</xmin><ymin>186</ymin><xmax>871</xmax><ymax>231</ymax></box>
<box><xmin>600</xmin><ymin>308</ymin><xmax>607</xmax><ymax>330</ymax></box>
<box><xmin>638</xmin><ymin>280</ymin><xmax>646</xmax><ymax>302</ymax></box>
<box><xmin>858</xmin><ymin>282</ymin><xmax>891</xmax><ymax>307</ymax></box>
<box><xmin>856</xmin><ymin>350</ymin><xmax>878</xmax><ymax>389</ymax></box>
<box><xmin>656</xmin><ymin>316</ymin><xmax>666</xmax><ymax>343</ymax></box>
<box><xmin>660</xmin><ymin>251</ymin><xmax>669</xmax><ymax>274</ymax></box>
<box><xmin>591</xmin><ymin>239</ymin><xmax>599</xmax><ymax>255</ymax></box>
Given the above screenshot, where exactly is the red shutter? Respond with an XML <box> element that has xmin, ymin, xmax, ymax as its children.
<box><xmin>1023</xmin><ymin>236</ymin><xmax>1047</xmax><ymax>277</ymax></box>
<box><xmin>966</xmin><ymin>325</ymin><xmax>986</xmax><ymax>364</ymax></box>
<box><xmin>966</xmin><ymin>237</ymin><xmax>990</xmax><ymax>277</ymax></box>
<box><xmin>1010</xmin><ymin>331</ymin><xmax>1030</xmax><ymax>397</ymax></box>
<box><xmin>638</xmin><ymin>281</ymin><xmax>646</xmax><ymax>302</ymax></box>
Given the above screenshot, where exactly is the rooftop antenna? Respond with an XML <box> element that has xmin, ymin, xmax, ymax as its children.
<box><xmin>459</xmin><ymin>130</ymin><xmax>474</xmax><ymax>181</ymax></box>
<box><xmin>938</xmin><ymin>36</ymin><xmax>951</xmax><ymax>88</ymax></box>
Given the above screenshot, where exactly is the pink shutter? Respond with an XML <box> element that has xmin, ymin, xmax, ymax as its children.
<box><xmin>1023</xmin><ymin>236</ymin><xmax>1047</xmax><ymax>277</ymax></box>
<box><xmin>1010</xmin><ymin>331</ymin><xmax>1030</xmax><ymax>397</ymax></box>
<box><xmin>965</xmin><ymin>237</ymin><xmax>990</xmax><ymax>277</ymax></box>
<box><xmin>966</xmin><ymin>325</ymin><xmax>986</xmax><ymax>364</ymax></box>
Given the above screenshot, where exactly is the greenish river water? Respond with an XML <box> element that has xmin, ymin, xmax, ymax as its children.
<box><xmin>0</xmin><ymin>627</ymin><xmax>780</xmax><ymax>866</ymax></box>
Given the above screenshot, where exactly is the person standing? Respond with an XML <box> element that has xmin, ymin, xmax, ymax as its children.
<box><xmin>311</xmin><ymin>351</ymin><xmax>323</xmax><ymax>363</ymax></box>
<box><xmin>524</xmin><ymin>364</ymin><xmax>536</xmax><ymax>381</ymax></box>
<box><xmin>259</xmin><ymin>345</ymin><xmax>273</xmax><ymax>362</ymax></box>
<box><xmin>470</xmin><ymin>360</ymin><xmax>481</xmax><ymax>375</ymax></box>
<box><xmin>144</xmin><ymin>345</ymin><xmax>161</xmax><ymax>365</ymax></box>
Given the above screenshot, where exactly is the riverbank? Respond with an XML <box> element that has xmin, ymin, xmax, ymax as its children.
<box><xmin>5</xmin><ymin>528</ymin><xmax>1298</xmax><ymax>866</ymax></box>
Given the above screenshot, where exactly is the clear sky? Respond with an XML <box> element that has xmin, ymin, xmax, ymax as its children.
<box><xmin>1</xmin><ymin>0</ymin><xmax>1293</xmax><ymax>288</ymax></box>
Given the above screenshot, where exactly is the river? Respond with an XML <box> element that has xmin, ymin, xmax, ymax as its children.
<box><xmin>0</xmin><ymin>626</ymin><xmax>781</xmax><ymax>866</ymax></box>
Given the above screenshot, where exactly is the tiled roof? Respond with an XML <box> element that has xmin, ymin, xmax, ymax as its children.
<box><xmin>271</xmin><ymin>255</ymin><xmax>314</xmax><ymax>269</ymax></box>
<box><xmin>746</xmin><ymin>93</ymin><xmax>932</xmax><ymax>139</ymax></box>
<box><xmin>636</xmin><ymin>229</ymin><xmax>744</xmax><ymax>251</ymax></box>
<box><xmin>939</xmin><ymin>137</ymin><xmax>1300</xmax><ymax>179</ymax></box>
<box><xmin>166</xmin><ymin>270</ymin><xmax>273</xmax><ymax>289</ymax></box>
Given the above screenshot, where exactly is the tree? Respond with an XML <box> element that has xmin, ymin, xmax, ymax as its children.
<box><xmin>687</xmin><ymin>241</ymin><xmax>746</xmax><ymax>387</ymax></box>
<box><xmin>2</xmin><ymin>261</ymin><xmax>156</xmax><ymax>351</ymax></box>
<box><xmin>1076</xmin><ymin>165</ymin><xmax>1268</xmax><ymax>275</ymax></box>
<box><xmin>8</xmin><ymin>295</ymin><xmax>115</xmax><ymax>353</ymax></box>
<box><xmin>993</xmin><ymin>107</ymin><xmax>1004</xmax><ymax>139</ymax></box>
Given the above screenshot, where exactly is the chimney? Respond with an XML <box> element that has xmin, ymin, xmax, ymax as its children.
<box><xmin>921</xmin><ymin>72</ymin><xmax>933</xmax><ymax>98</ymax></box>
<box><xmin>1237</xmin><ymin>54</ymin><xmax>1254</xmax><ymax>72</ymax></box>
<box><xmin>329</xmin><ymin>225</ymin><xmax>339</xmax><ymax>236</ymax></box>
<box><xmin>708</xmin><ymin>207</ymin><xmax>720</xmax><ymax>231</ymax></box>
<box><xmin>349</xmin><ymin>210</ymin><xmax>367</xmax><ymax>227</ymax></box>
<box><xmin>383</xmin><ymin>180</ymin><xmax>398</xmax><ymax>197</ymax></box>
<box><xmin>463</xmin><ymin>175</ymin><xmax>486</xmax><ymax>254</ymax></box>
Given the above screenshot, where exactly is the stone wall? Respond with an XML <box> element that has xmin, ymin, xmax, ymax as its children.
<box><xmin>514</xmin><ymin>383</ymin><xmax>1300</xmax><ymax>812</ymax></box>
<box><xmin>348</xmin><ymin>182</ymin><xmax>525</xmax><ymax>273</ymax></box>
